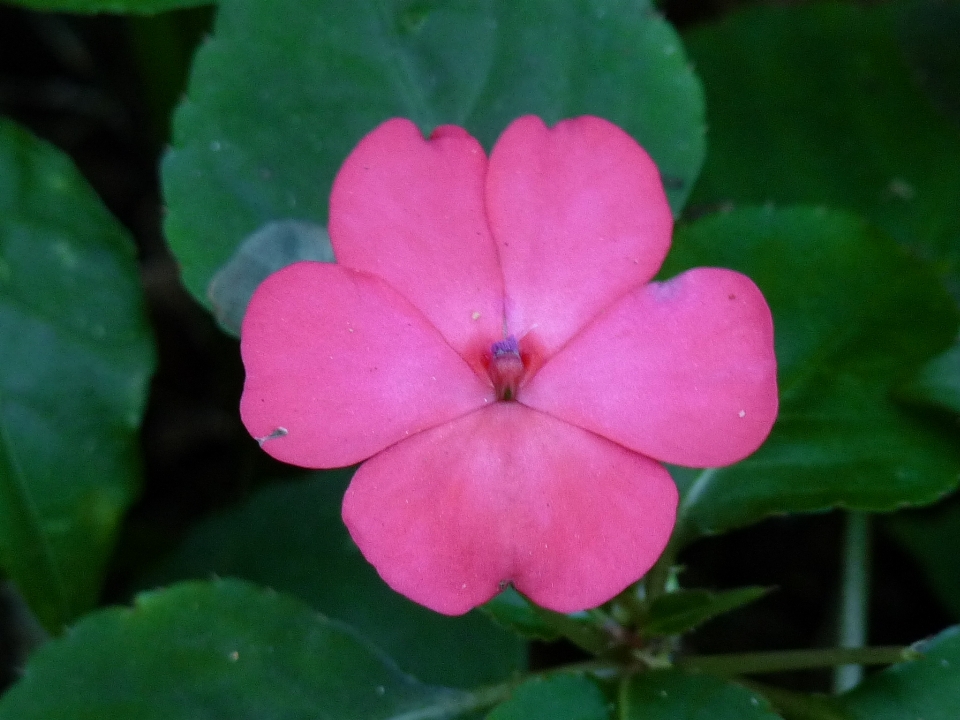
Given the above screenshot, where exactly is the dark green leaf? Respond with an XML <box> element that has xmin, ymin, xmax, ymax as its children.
<box><xmin>480</xmin><ymin>587</ymin><xmax>560</xmax><ymax>642</ymax></box>
<box><xmin>900</xmin><ymin>339</ymin><xmax>960</xmax><ymax>414</ymax></box>
<box><xmin>486</xmin><ymin>675</ymin><xmax>610</xmax><ymax>720</ymax></box>
<box><xmin>662</xmin><ymin>207</ymin><xmax>960</xmax><ymax>538</ymax></box>
<box><xmin>1</xmin><ymin>0</ymin><xmax>211</xmax><ymax>12</ymax></box>
<box><xmin>207</xmin><ymin>219</ymin><xmax>332</xmax><ymax>336</ymax></box>
<box><xmin>0</xmin><ymin>118</ymin><xmax>155</xmax><ymax>630</ymax></box>
<box><xmin>141</xmin><ymin>471</ymin><xmax>525</xmax><ymax>688</ymax></box>
<box><xmin>163</xmin><ymin>0</ymin><xmax>705</xmax><ymax>310</ymax></box>
<box><xmin>829</xmin><ymin>625</ymin><xmax>960</xmax><ymax>719</ymax></box>
<box><xmin>886</xmin><ymin>497</ymin><xmax>960</xmax><ymax>619</ymax></box>
<box><xmin>645</xmin><ymin>587</ymin><xmax>770</xmax><ymax>636</ymax></box>
<box><xmin>684</xmin><ymin>1</ymin><xmax>960</xmax><ymax>300</ymax></box>
<box><xmin>622</xmin><ymin>670</ymin><xmax>782</xmax><ymax>719</ymax></box>
<box><xmin>0</xmin><ymin>579</ymin><xmax>475</xmax><ymax>720</ymax></box>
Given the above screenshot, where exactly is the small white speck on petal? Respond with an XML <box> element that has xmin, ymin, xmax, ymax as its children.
<box><xmin>471</xmin><ymin>311</ymin><xmax>481</xmax><ymax>320</ymax></box>
<box><xmin>738</xmin><ymin>410</ymin><xmax>746</xmax><ymax>418</ymax></box>
<box><xmin>255</xmin><ymin>427</ymin><xmax>288</xmax><ymax>446</ymax></box>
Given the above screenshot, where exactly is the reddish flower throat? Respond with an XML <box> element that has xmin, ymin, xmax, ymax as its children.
<box><xmin>489</xmin><ymin>335</ymin><xmax>525</xmax><ymax>401</ymax></box>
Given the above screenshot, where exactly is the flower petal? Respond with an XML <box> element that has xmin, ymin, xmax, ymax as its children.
<box><xmin>522</xmin><ymin>268</ymin><xmax>778</xmax><ymax>467</ymax></box>
<box><xmin>342</xmin><ymin>403</ymin><xmax>678</xmax><ymax>615</ymax></box>
<box><xmin>240</xmin><ymin>261</ymin><xmax>493</xmax><ymax>468</ymax></box>
<box><xmin>329</xmin><ymin>119</ymin><xmax>504</xmax><ymax>365</ymax></box>
<box><xmin>486</xmin><ymin>116</ymin><xmax>673</xmax><ymax>356</ymax></box>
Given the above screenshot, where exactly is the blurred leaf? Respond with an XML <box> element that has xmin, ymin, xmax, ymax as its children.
<box><xmin>900</xmin><ymin>339</ymin><xmax>960</xmax><ymax>414</ymax></box>
<box><xmin>662</xmin><ymin>207</ymin><xmax>960</xmax><ymax>539</ymax></box>
<box><xmin>896</xmin><ymin>0</ymin><xmax>960</xmax><ymax>129</ymax></box>
<box><xmin>0</xmin><ymin>118</ymin><xmax>154</xmax><ymax>630</ymax></box>
<box><xmin>0</xmin><ymin>579</ymin><xmax>473</xmax><ymax>720</ymax></box>
<box><xmin>163</xmin><ymin>0</ymin><xmax>705</xmax><ymax>311</ymax></box>
<box><xmin>486</xmin><ymin>675</ymin><xmax>610</xmax><ymax>720</ymax></box>
<box><xmin>622</xmin><ymin>670</ymin><xmax>782</xmax><ymax>719</ymax></box>
<box><xmin>207</xmin><ymin>219</ymin><xmax>332</xmax><ymax>336</ymax></box>
<box><xmin>141</xmin><ymin>471</ymin><xmax>525</xmax><ymax>688</ymax></box>
<box><xmin>645</xmin><ymin>587</ymin><xmax>770</xmax><ymax>636</ymax></box>
<box><xmin>886</xmin><ymin>497</ymin><xmax>960</xmax><ymax>619</ymax></box>
<box><xmin>828</xmin><ymin>625</ymin><xmax>960</xmax><ymax>719</ymax></box>
<box><xmin>481</xmin><ymin>586</ymin><xmax>560</xmax><ymax>642</ymax></box>
<box><xmin>1</xmin><ymin>0</ymin><xmax>211</xmax><ymax>12</ymax></box>
<box><xmin>684</xmin><ymin>1</ymin><xmax>960</xmax><ymax>300</ymax></box>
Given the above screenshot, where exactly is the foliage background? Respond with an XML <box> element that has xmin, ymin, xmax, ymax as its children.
<box><xmin>0</xmin><ymin>0</ymin><xmax>958</xmax><ymax>716</ymax></box>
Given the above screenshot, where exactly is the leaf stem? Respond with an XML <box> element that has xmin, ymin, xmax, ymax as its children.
<box><xmin>678</xmin><ymin>645</ymin><xmax>914</xmax><ymax>676</ymax></box>
<box><xmin>834</xmin><ymin>511</ymin><xmax>871</xmax><ymax>693</ymax></box>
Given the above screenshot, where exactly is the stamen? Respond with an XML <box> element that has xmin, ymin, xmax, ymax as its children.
<box><xmin>491</xmin><ymin>335</ymin><xmax>521</xmax><ymax>358</ymax></box>
<box><xmin>489</xmin><ymin>335</ymin><xmax>525</xmax><ymax>401</ymax></box>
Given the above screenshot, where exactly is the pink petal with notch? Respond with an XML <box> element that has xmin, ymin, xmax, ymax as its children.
<box><xmin>343</xmin><ymin>403</ymin><xmax>678</xmax><ymax>615</ymax></box>
<box><xmin>240</xmin><ymin>261</ymin><xmax>493</xmax><ymax>468</ymax></box>
<box><xmin>486</xmin><ymin>116</ymin><xmax>673</xmax><ymax>356</ymax></box>
<box><xmin>522</xmin><ymin>268</ymin><xmax>778</xmax><ymax>468</ymax></box>
<box><xmin>329</xmin><ymin>119</ymin><xmax>504</xmax><ymax>367</ymax></box>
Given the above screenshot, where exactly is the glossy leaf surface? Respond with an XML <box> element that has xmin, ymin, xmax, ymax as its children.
<box><xmin>662</xmin><ymin>207</ymin><xmax>960</xmax><ymax>538</ymax></box>
<box><xmin>0</xmin><ymin>119</ymin><xmax>154</xmax><ymax>630</ymax></box>
<box><xmin>830</xmin><ymin>625</ymin><xmax>960</xmax><ymax>719</ymax></box>
<box><xmin>163</xmin><ymin>0</ymin><xmax>705</xmax><ymax>310</ymax></box>
<box><xmin>486</xmin><ymin>675</ymin><xmax>609</xmax><ymax>720</ymax></box>
<box><xmin>622</xmin><ymin>670</ymin><xmax>782</xmax><ymax>719</ymax></box>
<box><xmin>141</xmin><ymin>471</ymin><xmax>525</xmax><ymax>688</ymax></box>
<box><xmin>684</xmin><ymin>2</ymin><xmax>960</xmax><ymax>300</ymax></box>
<box><xmin>0</xmin><ymin>579</ymin><xmax>470</xmax><ymax>720</ymax></box>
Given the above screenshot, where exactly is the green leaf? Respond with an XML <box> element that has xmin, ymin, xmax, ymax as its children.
<box><xmin>661</xmin><ymin>207</ymin><xmax>960</xmax><ymax>539</ymax></box>
<box><xmin>0</xmin><ymin>579</ymin><xmax>476</xmax><ymax>720</ymax></box>
<box><xmin>486</xmin><ymin>675</ymin><xmax>610</xmax><ymax>720</ymax></box>
<box><xmin>900</xmin><ymin>339</ymin><xmax>960</xmax><ymax>414</ymax></box>
<box><xmin>622</xmin><ymin>670</ymin><xmax>782</xmax><ymax>719</ymax></box>
<box><xmin>645</xmin><ymin>587</ymin><xmax>770</xmax><ymax>636</ymax></box>
<box><xmin>163</xmin><ymin>0</ymin><xmax>705</xmax><ymax>311</ymax></box>
<box><xmin>684</xmin><ymin>1</ymin><xmax>960</xmax><ymax>300</ymax></box>
<box><xmin>886</xmin><ymin>497</ymin><xmax>960</xmax><ymax>619</ymax></box>
<box><xmin>480</xmin><ymin>587</ymin><xmax>560</xmax><ymax>642</ymax></box>
<box><xmin>0</xmin><ymin>118</ymin><xmax>155</xmax><ymax>630</ymax></box>
<box><xmin>828</xmin><ymin>625</ymin><xmax>960</xmax><ymax>719</ymax></box>
<box><xmin>207</xmin><ymin>219</ymin><xmax>332</xmax><ymax>336</ymax></box>
<box><xmin>1</xmin><ymin>0</ymin><xmax>211</xmax><ymax>13</ymax></box>
<box><xmin>141</xmin><ymin>471</ymin><xmax>525</xmax><ymax>688</ymax></box>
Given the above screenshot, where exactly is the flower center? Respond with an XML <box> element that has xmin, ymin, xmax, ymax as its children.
<box><xmin>488</xmin><ymin>335</ymin><xmax>525</xmax><ymax>401</ymax></box>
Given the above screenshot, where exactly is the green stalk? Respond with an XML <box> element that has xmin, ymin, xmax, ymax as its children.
<box><xmin>678</xmin><ymin>645</ymin><xmax>913</xmax><ymax>676</ymax></box>
<box><xmin>834</xmin><ymin>511</ymin><xmax>871</xmax><ymax>693</ymax></box>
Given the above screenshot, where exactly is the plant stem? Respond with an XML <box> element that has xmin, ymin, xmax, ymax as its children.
<box><xmin>834</xmin><ymin>511</ymin><xmax>871</xmax><ymax>693</ymax></box>
<box><xmin>678</xmin><ymin>645</ymin><xmax>913</xmax><ymax>676</ymax></box>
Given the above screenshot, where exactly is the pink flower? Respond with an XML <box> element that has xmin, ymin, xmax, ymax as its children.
<box><xmin>240</xmin><ymin>116</ymin><xmax>778</xmax><ymax>615</ymax></box>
